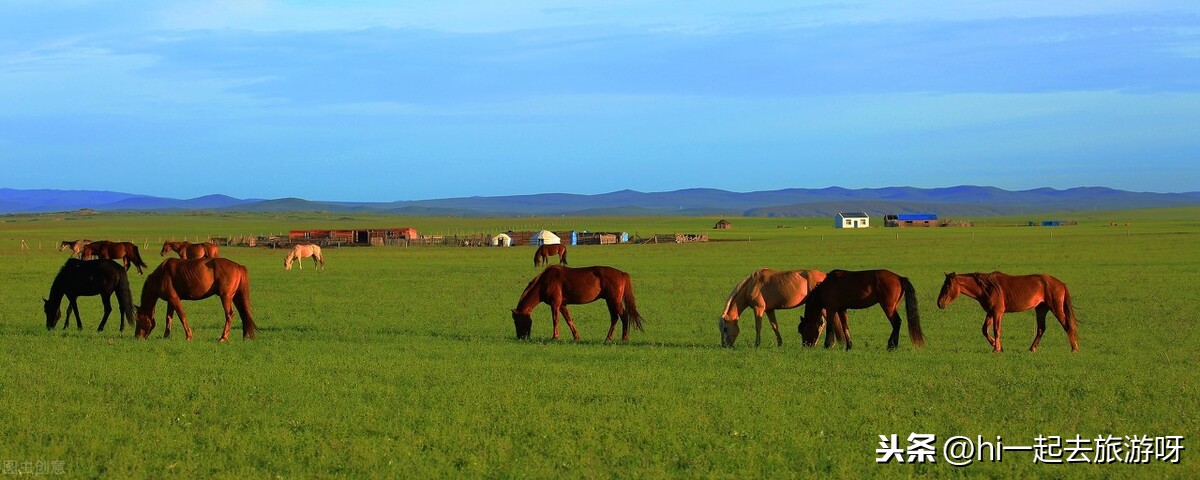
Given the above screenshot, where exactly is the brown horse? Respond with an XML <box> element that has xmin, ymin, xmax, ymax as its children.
<box><xmin>937</xmin><ymin>272</ymin><xmax>1079</xmax><ymax>352</ymax></box>
<box><xmin>136</xmin><ymin>258</ymin><xmax>256</xmax><ymax>342</ymax></box>
<box><xmin>58</xmin><ymin>239</ymin><xmax>91</xmax><ymax>258</ymax></box>
<box><xmin>533</xmin><ymin>243</ymin><xmax>568</xmax><ymax>267</ymax></box>
<box><xmin>284</xmin><ymin>244</ymin><xmax>325</xmax><ymax>270</ymax></box>
<box><xmin>511</xmin><ymin>265</ymin><xmax>643</xmax><ymax>342</ymax></box>
<box><xmin>80</xmin><ymin>241</ymin><xmax>148</xmax><ymax>274</ymax></box>
<box><xmin>719</xmin><ymin>268</ymin><xmax>826</xmax><ymax>347</ymax></box>
<box><xmin>160</xmin><ymin>241</ymin><xmax>219</xmax><ymax>260</ymax></box>
<box><xmin>798</xmin><ymin>269</ymin><xmax>924</xmax><ymax>350</ymax></box>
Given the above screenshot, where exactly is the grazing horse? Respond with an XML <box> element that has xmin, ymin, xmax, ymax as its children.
<box><xmin>798</xmin><ymin>269</ymin><xmax>924</xmax><ymax>350</ymax></box>
<box><xmin>136</xmin><ymin>258</ymin><xmax>256</xmax><ymax>342</ymax></box>
<box><xmin>160</xmin><ymin>241</ymin><xmax>219</xmax><ymax>260</ymax></box>
<box><xmin>58</xmin><ymin>239</ymin><xmax>91</xmax><ymax>258</ymax></box>
<box><xmin>937</xmin><ymin>272</ymin><xmax>1079</xmax><ymax>352</ymax></box>
<box><xmin>533</xmin><ymin>243</ymin><xmax>568</xmax><ymax>267</ymax></box>
<box><xmin>80</xmin><ymin>241</ymin><xmax>148</xmax><ymax>275</ymax></box>
<box><xmin>43</xmin><ymin>259</ymin><xmax>134</xmax><ymax>332</ymax></box>
<box><xmin>719</xmin><ymin>268</ymin><xmax>826</xmax><ymax>347</ymax></box>
<box><xmin>511</xmin><ymin>265</ymin><xmax>643</xmax><ymax>342</ymax></box>
<box><xmin>284</xmin><ymin>244</ymin><xmax>325</xmax><ymax>270</ymax></box>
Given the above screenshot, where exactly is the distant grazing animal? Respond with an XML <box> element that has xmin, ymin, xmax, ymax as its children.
<box><xmin>80</xmin><ymin>241</ymin><xmax>148</xmax><ymax>275</ymax></box>
<box><xmin>58</xmin><ymin>239</ymin><xmax>91</xmax><ymax>258</ymax></box>
<box><xmin>160</xmin><ymin>241</ymin><xmax>219</xmax><ymax>260</ymax></box>
<box><xmin>719</xmin><ymin>268</ymin><xmax>826</xmax><ymax>347</ymax></box>
<box><xmin>284</xmin><ymin>244</ymin><xmax>325</xmax><ymax>270</ymax></box>
<box><xmin>511</xmin><ymin>265</ymin><xmax>643</xmax><ymax>342</ymax></box>
<box><xmin>937</xmin><ymin>272</ymin><xmax>1079</xmax><ymax>352</ymax></box>
<box><xmin>43</xmin><ymin>258</ymin><xmax>134</xmax><ymax>332</ymax></box>
<box><xmin>798</xmin><ymin>269</ymin><xmax>924</xmax><ymax>350</ymax></box>
<box><xmin>533</xmin><ymin>243</ymin><xmax>568</xmax><ymax>267</ymax></box>
<box><xmin>136</xmin><ymin>258</ymin><xmax>256</xmax><ymax>342</ymax></box>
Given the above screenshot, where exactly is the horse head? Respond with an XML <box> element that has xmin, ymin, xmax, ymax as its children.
<box><xmin>718</xmin><ymin>317</ymin><xmax>741</xmax><ymax>347</ymax></box>
<box><xmin>937</xmin><ymin>272</ymin><xmax>960</xmax><ymax>309</ymax></box>
<box><xmin>284</xmin><ymin>256</ymin><xmax>292</xmax><ymax>270</ymax></box>
<box><xmin>135</xmin><ymin>310</ymin><xmax>156</xmax><ymax>338</ymax></box>
<box><xmin>797</xmin><ymin>301</ymin><xmax>827</xmax><ymax>347</ymax></box>
<box><xmin>511</xmin><ymin>309</ymin><xmax>533</xmax><ymax>339</ymax></box>
<box><xmin>43</xmin><ymin>297</ymin><xmax>61</xmax><ymax>330</ymax></box>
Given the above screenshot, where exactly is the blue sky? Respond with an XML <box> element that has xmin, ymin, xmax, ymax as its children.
<box><xmin>2</xmin><ymin>1</ymin><xmax>1198</xmax><ymax>201</ymax></box>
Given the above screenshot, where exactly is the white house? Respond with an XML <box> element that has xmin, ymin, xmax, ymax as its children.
<box><xmin>490</xmin><ymin>233</ymin><xmax>513</xmax><ymax>247</ymax></box>
<box><xmin>835</xmin><ymin>212</ymin><xmax>870</xmax><ymax>229</ymax></box>
<box><xmin>530</xmin><ymin>230</ymin><xmax>561</xmax><ymax>246</ymax></box>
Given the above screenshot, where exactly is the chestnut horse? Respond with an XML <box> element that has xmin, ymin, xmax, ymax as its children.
<box><xmin>160</xmin><ymin>241</ymin><xmax>219</xmax><ymax>260</ymax></box>
<box><xmin>719</xmin><ymin>268</ymin><xmax>826</xmax><ymax>347</ymax></box>
<box><xmin>136</xmin><ymin>258</ymin><xmax>256</xmax><ymax>342</ymax></box>
<box><xmin>798</xmin><ymin>269</ymin><xmax>924</xmax><ymax>350</ymax></box>
<box><xmin>284</xmin><ymin>244</ymin><xmax>325</xmax><ymax>270</ymax></box>
<box><xmin>533</xmin><ymin>243</ymin><xmax>568</xmax><ymax>267</ymax></box>
<box><xmin>511</xmin><ymin>265</ymin><xmax>643</xmax><ymax>342</ymax></box>
<box><xmin>43</xmin><ymin>258</ymin><xmax>134</xmax><ymax>332</ymax></box>
<box><xmin>58</xmin><ymin>239</ymin><xmax>90</xmax><ymax>258</ymax></box>
<box><xmin>937</xmin><ymin>272</ymin><xmax>1079</xmax><ymax>352</ymax></box>
<box><xmin>80</xmin><ymin>241</ymin><xmax>148</xmax><ymax>274</ymax></box>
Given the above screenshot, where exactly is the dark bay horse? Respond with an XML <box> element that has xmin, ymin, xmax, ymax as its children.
<box><xmin>533</xmin><ymin>243</ymin><xmax>568</xmax><ymax>267</ymax></box>
<box><xmin>937</xmin><ymin>272</ymin><xmax>1079</xmax><ymax>352</ymax></box>
<box><xmin>798</xmin><ymin>269</ymin><xmax>924</xmax><ymax>350</ymax></box>
<box><xmin>43</xmin><ymin>259</ymin><xmax>134</xmax><ymax>332</ymax></box>
<box><xmin>719</xmin><ymin>268</ymin><xmax>826</xmax><ymax>347</ymax></box>
<box><xmin>58</xmin><ymin>239</ymin><xmax>90</xmax><ymax>258</ymax></box>
<box><xmin>160</xmin><ymin>241</ymin><xmax>219</xmax><ymax>260</ymax></box>
<box><xmin>136</xmin><ymin>258</ymin><xmax>256</xmax><ymax>342</ymax></box>
<box><xmin>512</xmin><ymin>265</ymin><xmax>643</xmax><ymax>342</ymax></box>
<box><xmin>80</xmin><ymin>241</ymin><xmax>148</xmax><ymax>274</ymax></box>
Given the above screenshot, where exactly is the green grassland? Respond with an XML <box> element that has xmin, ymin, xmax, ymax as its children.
<box><xmin>1</xmin><ymin>209</ymin><xmax>1198</xmax><ymax>478</ymax></box>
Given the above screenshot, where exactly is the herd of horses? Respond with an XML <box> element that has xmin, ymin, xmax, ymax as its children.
<box><xmin>46</xmin><ymin>240</ymin><xmax>321</xmax><ymax>341</ymax></box>
<box><xmin>46</xmin><ymin>238</ymin><xmax>1079</xmax><ymax>352</ymax></box>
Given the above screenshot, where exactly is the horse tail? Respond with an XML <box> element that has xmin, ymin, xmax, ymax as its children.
<box><xmin>622</xmin><ymin>274</ymin><xmax>644</xmax><ymax>332</ymax></box>
<box><xmin>130</xmin><ymin>245</ymin><xmax>148</xmax><ymax>270</ymax></box>
<box><xmin>900</xmin><ymin>276</ymin><xmax>924</xmax><ymax>347</ymax></box>
<box><xmin>1063</xmin><ymin>286</ymin><xmax>1079</xmax><ymax>347</ymax></box>
<box><xmin>235</xmin><ymin>265</ymin><xmax>256</xmax><ymax>339</ymax></box>
<box><xmin>116</xmin><ymin>268</ymin><xmax>135</xmax><ymax>330</ymax></box>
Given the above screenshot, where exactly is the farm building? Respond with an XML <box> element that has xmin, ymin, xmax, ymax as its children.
<box><xmin>288</xmin><ymin>227</ymin><xmax>419</xmax><ymax>246</ymax></box>
<box><xmin>714</xmin><ymin>219</ymin><xmax>732</xmax><ymax>229</ymax></box>
<box><xmin>884</xmin><ymin>213</ymin><xmax>938</xmax><ymax>227</ymax></box>
<box><xmin>490</xmin><ymin>233</ymin><xmax>513</xmax><ymax>247</ymax></box>
<box><xmin>835</xmin><ymin>212</ymin><xmax>870</xmax><ymax>229</ymax></box>
<box><xmin>531</xmin><ymin>230</ymin><xmax>561</xmax><ymax>246</ymax></box>
<box><xmin>576</xmin><ymin>231</ymin><xmax>629</xmax><ymax>245</ymax></box>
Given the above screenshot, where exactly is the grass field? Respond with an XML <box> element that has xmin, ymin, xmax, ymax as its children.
<box><xmin>1</xmin><ymin>209</ymin><xmax>1198</xmax><ymax>478</ymax></box>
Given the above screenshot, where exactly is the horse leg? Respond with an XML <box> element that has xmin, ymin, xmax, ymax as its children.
<box><xmin>98</xmin><ymin>293</ymin><xmax>113</xmax><ymax>332</ymax></box>
<box><xmin>65</xmin><ymin>297</ymin><xmax>79</xmax><ymax>330</ymax></box>
<box><xmin>560</xmin><ymin>305</ymin><xmax>581</xmax><ymax>341</ymax></box>
<box><xmin>605</xmin><ymin>300</ymin><xmax>621</xmax><ymax>342</ymax></box>
<box><xmin>981</xmin><ymin>316</ymin><xmax>996</xmax><ymax>350</ymax></box>
<box><xmin>167</xmin><ymin>297</ymin><xmax>193</xmax><ymax>340</ymax></box>
<box><xmin>1030</xmin><ymin>305</ymin><xmax>1049</xmax><ymax>352</ymax></box>
<box><xmin>550</xmin><ymin>303</ymin><xmax>561</xmax><ymax>339</ymax></box>
<box><xmin>992</xmin><ymin>313</ymin><xmax>1004</xmax><ymax>353</ymax></box>
<box><xmin>823</xmin><ymin>310</ymin><xmax>838</xmax><ymax>348</ymax></box>
<box><xmin>163</xmin><ymin>304</ymin><xmax>174</xmax><ymax>338</ymax></box>
<box><xmin>218</xmin><ymin>296</ymin><xmax>235</xmax><ymax>342</ymax></box>
<box><xmin>882</xmin><ymin>303</ymin><xmax>902</xmax><ymax>351</ymax></box>
<box><xmin>838</xmin><ymin>311</ymin><xmax>853</xmax><ymax>350</ymax></box>
<box><xmin>766</xmin><ymin>310</ymin><xmax>784</xmax><ymax>347</ymax></box>
<box><xmin>71</xmin><ymin>297</ymin><xmax>84</xmax><ymax>330</ymax></box>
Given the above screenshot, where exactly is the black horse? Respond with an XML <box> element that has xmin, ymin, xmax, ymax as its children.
<box><xmin>44</xmin><ymin>258</ymin><xmax>135</xmax><ymax>332</ymax></box>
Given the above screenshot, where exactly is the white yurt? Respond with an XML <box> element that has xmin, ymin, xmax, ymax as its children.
<box><xmin>531</xmin><ymin>230</ymin><xmax>561</xmax><ymax>246</ymax></box>
<box><xmin>490</xmin><ymin>233</ymin><xmax>513</xmax><ymax>247</ymax></box>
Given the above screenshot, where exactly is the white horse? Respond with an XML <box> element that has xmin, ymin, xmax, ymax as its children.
<box><xmin>284</xmin><ymin>244</ymin><xmax>325</xmax><ymax>271</ymax></box>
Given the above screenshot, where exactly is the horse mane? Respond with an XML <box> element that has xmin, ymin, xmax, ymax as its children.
<box><xmin>518</xmin><ymin>267</ymin><xmax>552</xmax><ymax>302</ymax></box>
<box><xmin>722</xmin><ymin>270</ymin><xmax>759</xmax><ymax>319</ymax></box>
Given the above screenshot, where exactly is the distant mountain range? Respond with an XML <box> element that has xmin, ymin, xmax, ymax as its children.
<box><xmin>3</xmin><ymin>186</ymin><xmax>1199</xmax><ymax>217</ymax></box>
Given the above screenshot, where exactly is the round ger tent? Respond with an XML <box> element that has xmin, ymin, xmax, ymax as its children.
<box><xmin>491</xmin><ymin>233</ymin><xmax>513</xmax><ymax>247</ymax></box>
<box><xmin>531</xmin><ymin>230</ymin><xmax>561</xmax><ymax>246</ymax></box>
